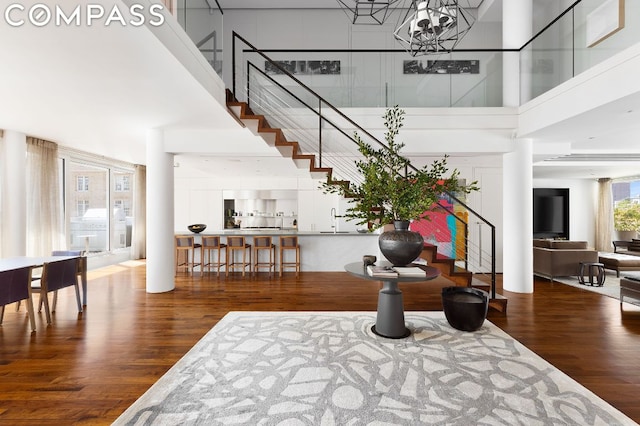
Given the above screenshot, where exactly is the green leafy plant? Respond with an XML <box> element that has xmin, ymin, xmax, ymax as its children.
<box><xmin>614</xmin><ymin>199</ymin><xmax>640</xmax><ymax>231</ymax></box>
<box><xmin>321</xmin><ymin>106</ymin><xmax>478</xmax><ymax>229</ymax></box>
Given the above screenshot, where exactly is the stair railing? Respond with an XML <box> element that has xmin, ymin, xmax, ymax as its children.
<box><xmin>232</xmin><ymin>31</ymin><xmax>497</xmax><ymax>299</ymax></box>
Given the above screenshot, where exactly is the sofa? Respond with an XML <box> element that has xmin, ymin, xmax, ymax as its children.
<box><xmin>599</xmin><ymin>239</ymin><xmax>640</xmax><ymax>277</ymax></box>
<box><xmin>533</xmin><ymin>239</ymin><xmax>598</xmax><ymax>281</ymax></box>
<box><xmin>613</xmin><ymin>239</ymin><xmax>640</xmax><ymax>255</ymax></box>
<box><xmin>620</xmin><ymin>273</ymin><xmax>640</xmax><ymax>305</ymax></box>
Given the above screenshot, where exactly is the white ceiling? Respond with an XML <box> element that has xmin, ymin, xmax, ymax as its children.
<box><xmin>1</xmin><ymin>0</ymin><xmax>638</xmax><ymax>181</ymax></box>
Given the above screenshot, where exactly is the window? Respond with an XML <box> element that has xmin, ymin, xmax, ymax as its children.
<box><xmin>67</xmin><ymin>162</ymin><xmax>108</xmax><ymax>253</ymax></box>
<box><xmin>612</xmin><ymin>178</ymin><xmax>640</xmax><ymax>236</ymax></box>
<box><xmin>60</xmin><ymin>154</ymin><xmax>135</xmax><ymax>256</ymax></box>
<box><xmin>76</xmin><ymin>200</ymin><xmax>89</xmax><ymax>217</ymax></box>
<box><xmin>114</xmin><ymin>174</ymin><xmax>130</xmax><ymax>192</ymax></box>
<box><xmin>114</xmin><ymin>199</ymin><xmax>131</xmax><ymax>216</ymax></box>
<box><xmin>77</xmin><ymin>176</ymin><xmax>89</xmax><ymax>191</ymax></box>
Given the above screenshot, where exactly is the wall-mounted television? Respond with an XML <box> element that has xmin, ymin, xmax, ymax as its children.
<box><xmin>533</xmin><ymin>188</ymin><xmax>569</xmax><ymax>239</ymax></box>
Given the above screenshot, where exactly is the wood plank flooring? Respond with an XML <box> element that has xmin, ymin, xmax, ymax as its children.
<box><xmin>1</xmin><ymin>261</ymin><xmax>640</xmax><ymax>425</ymax></box>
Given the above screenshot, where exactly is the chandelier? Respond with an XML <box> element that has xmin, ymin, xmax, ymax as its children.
<box><xmin>394</xmin><ymin>0</ymin><xmax>475</xmax><ymax>56</ymax></box>
<box><xmin>336</xmin><ymin>0</ymin><xmax>402</xmax><ymax>25</ymax></box>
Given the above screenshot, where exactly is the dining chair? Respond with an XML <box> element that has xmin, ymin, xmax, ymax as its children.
<box><xmin>18</xmin><ymin>250</ymin><xmax>86</xmax><ymax>312</ymax></box>
<box><xmin>0</xmin><ymin>266</ymin><xmax>36</xmax><ymax>332</ymax></box>
<box><xmin>51</xmin><ymin>250</ymin><xmax>87</xmax><ymax>305</ymax></box>
<box><xmin>35</xmin><ymin>258</ymin><xmax>83</xmax><ymax>325</ymax></box>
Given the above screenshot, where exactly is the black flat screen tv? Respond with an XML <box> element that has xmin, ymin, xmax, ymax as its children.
<box><xmin>533</xmin><ymin>188</ymin><xmax>569</xmax><ymax>239</ymax></box>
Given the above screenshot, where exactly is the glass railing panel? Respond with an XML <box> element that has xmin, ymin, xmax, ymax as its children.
<box><xmin>240</xmin><ymin>50</ymin><xmax>501</xmax><ymax>108</ymax></box>
<box><xmin>573</xmin><ymin>0</ymin><xmax>640</xmax><ymax>75</ymax></box>
<box><xmin>176</xmin><ymin>0</ymin><xmax>223</xmax><ymax>77</ymax></box>
<box><xmin>392</xmin><ymin>51</ymin><xmax>504</xmax><ymax>107</ymax></box>
<box><xmin>523</xmin><ymin>7</ymin><xmax>575</xmax><ymax>101</ymax></box>
<box><xmin>524</xmin><ymin>0</ymin><xmax>640</xmax><ymax>101</ymax></box>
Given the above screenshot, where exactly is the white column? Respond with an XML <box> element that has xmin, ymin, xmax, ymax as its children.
<box><xmin>503</xmin><ymin>138</ymin><xmax>533</xmax><ymax>293</ymax></box>
<box><xmin>503</xmin><ymin>0</ymin><xmax>532</xmax><ymax>106</ymax></box>
<box><xmin>1</xmin><ymin>130</ymin><xmax>27</xmax><ymax>257</ymax></box>
<box><xmin>146</xmin><ymin>129</ymin><xmax>175</xmax><ymax>293</ymax></box>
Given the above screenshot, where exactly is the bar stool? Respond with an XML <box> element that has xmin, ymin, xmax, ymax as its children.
<box><xmin>175</xmin><ymin>235</ymin><xmax>201</xmax><ymax>275</ymax></box>
<box><xmin>253</xmin><ymin>236</ymin><xmax>276</xmax><ymax>275</ymax></box>
<box><xmin>279</xmin><ymin>236</ymin><xmax>300</xmax><ymax>277</ymax></box>
<box><xmin>202</xmin><ymin>236</ymin><xmax>226</xmax><ymax>276</ymax></box>
<box><xmin>226</xmin><ymin>236</ymin><xmax>252</xmax><ymax>277</ymax></box>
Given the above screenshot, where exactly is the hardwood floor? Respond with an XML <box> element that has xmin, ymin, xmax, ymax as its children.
<box><xmin>1</xmin><ymin>261</ymin><xmax>640</xmax><ymax>425</ymax></box>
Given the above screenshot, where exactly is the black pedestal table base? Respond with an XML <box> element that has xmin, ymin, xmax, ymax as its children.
<box><xmin>371</xmin><ymin>281</ymin><xmax>411</xmax><ymax>339</ymax></box>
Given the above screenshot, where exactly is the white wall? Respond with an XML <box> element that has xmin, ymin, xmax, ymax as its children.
<box><xmin>533</xmin><ymin>178</ymin><xmax>598</xmax><ymax>245</ymax></box>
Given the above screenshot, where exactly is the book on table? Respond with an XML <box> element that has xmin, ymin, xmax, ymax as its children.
<box><xmin>367</xmin><ymin>265</ymin><xmax>398</xmax><ymax>277</ymax></box>
<box><xmin>392</xmin><ymin>266</ymin><xmax>427</xmax><ymax>277</ymax></box>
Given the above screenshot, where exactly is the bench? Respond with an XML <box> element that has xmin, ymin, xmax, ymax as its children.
<box><xmin>598</xmin><ymin>253</ymin><xmax>640</xmax><ymax>277</ymax></box>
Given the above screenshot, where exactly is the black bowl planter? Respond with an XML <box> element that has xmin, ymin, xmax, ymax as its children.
<box><xmin>188</xmin><ymin>224</ymin><xmax>207</xmax><ymax>233</ymax></box>
<box><xmin>441</xmin><ymin>287</ymin><xmax>489</xmax><ymax>332</ymax></box>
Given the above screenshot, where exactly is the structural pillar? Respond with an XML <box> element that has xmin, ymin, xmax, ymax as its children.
<box><xmin>1</xmin><ymin>130</ymin><xmax>27</xmax><ymax>257</ymax></box>
<box><xmin>503</xmin><ymin>138</ymin><xmax>533</xmax><ymax>293</ymax></box>
<box><xmin>503</xmin><ymin>0</ymin><xmax>532</xmax><ymax>106</ymax></box>
<box><xmin>146</xmin><ymin>129</ymin><xmax>175</xmax><ymax>293</ymax></box>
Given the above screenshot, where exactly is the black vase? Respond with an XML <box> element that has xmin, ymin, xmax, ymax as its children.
<box><xmin>378</xmin><ymin>220</ymin><xmax>424</xmax><ymax>267</ymax></box>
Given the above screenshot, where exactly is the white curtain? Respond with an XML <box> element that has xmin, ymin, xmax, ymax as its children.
<box><xmin>26</xmin><ymin>137</ymin><xmax>63</xmax><ymax>256</ymax></box>
<box><xmin>0</xmin><ymin>130</ymin><xmax>4</xmax><ymax>257</ymax></box>
<box><xmin>595</xmin><ymin>178</ymin><xmax>613</xmax><ymax>252</ymax></box>
<box><xmin>131</xmin><ymin>164</ymin><xmax>147</xmax><ymax>259</ymax></box>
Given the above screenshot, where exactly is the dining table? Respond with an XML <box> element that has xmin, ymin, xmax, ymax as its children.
<box><xmin>0</xmin><ymin>255</ymin><xmax>88</xmax><ymax>306</ymax></box>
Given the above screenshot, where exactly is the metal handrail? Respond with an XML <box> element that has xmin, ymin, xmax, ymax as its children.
<box><xmin>232</xmin><ymin>32</ymin><xmax>497</xmax><ymax>298</ymax></box>
<box><xmin>234</xmin><ymin>32</ymin><xmax>394</xmax><ymax>156</ymax></box>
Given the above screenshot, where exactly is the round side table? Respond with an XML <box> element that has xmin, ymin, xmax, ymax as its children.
<box><xmin>345</xmin><ymin>262</ymin><xmax>440</xmax><ymax>338</ymax></box>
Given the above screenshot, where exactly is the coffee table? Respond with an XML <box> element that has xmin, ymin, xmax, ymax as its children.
<box><xmin>345</xmin><ymin>261</ymin><xmax>440</xmax><ymax>338</ymax></box>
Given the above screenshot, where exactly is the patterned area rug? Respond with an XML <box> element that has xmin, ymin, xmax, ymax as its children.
<box><xmin>114</xmin><ymin>312</ymin><xmax>636</xmax><ymax>425</ymax></box>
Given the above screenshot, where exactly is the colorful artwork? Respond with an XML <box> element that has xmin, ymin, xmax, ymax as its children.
<box><xmin>410</xmin><ymin>197</ymin><xmax>468</xmax><ymax>260</ymax></box>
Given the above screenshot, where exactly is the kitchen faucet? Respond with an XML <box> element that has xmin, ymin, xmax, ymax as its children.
<box><xmin>330</xmin><ymin>208</ymin><xmax>342</xmax><ymax>233</ymax></box>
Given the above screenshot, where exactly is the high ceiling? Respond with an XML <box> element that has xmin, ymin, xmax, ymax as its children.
<box><xmin>1</xmin><ymin>0</ymin><xmax>638</xmax><ymax>181</ymax></box>
<box><xmin>188</xmin><ymin>0</ymin><xmax>640</xmax><ymax>180</ymax></box>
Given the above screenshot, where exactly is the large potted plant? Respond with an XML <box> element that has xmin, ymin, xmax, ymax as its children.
<box><xmin>322</xmin><ymin>106</ymin><xmax>478</xmax><ymax>266</ymax></box>
<box><xmin>614</xmin><ymin>199</ymin><xmax>640</xmax><ymax>240</ymax></box>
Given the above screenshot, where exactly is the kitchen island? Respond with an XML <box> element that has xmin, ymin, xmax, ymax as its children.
<box><xmin>178</xmin><ymin>230</ymin><xmax>380</xmax><ymax>272</ymax></box>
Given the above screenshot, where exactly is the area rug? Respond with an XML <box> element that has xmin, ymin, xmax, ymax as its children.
<box><xmin>553</xmin><ymin>272</ymin><xmax>623</xmax><ymax>301</ymax></box>
<box><xmin>114</xmin><ymin>311</ymin><xmax>637</xmax><ymax>425</ymax></box>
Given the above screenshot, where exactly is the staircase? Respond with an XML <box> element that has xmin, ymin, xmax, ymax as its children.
<box><xmin>226</xmin><ymin>90</ymin><xmax>332</xmax><ymax>179</ymax></box>
<box><xmin>226</xmin><ymin>89</ymin><xmax>507</xmax><ymax>313</ymax></box>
